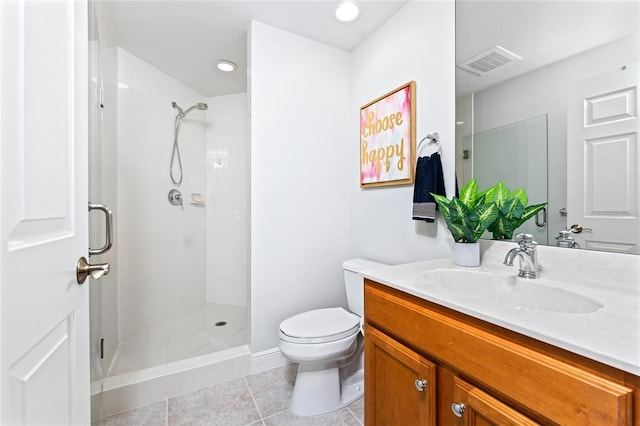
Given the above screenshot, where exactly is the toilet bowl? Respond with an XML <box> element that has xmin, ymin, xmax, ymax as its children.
<box><xmin>278</xmin><ymin>259</ymin><xmax>386</xmax><ymax>416</ymax></box>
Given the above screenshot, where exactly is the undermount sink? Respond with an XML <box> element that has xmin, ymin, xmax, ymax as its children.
<box><xmin>421</xmin><ymin>269</ymin><xmax>603</xmax><ymax>314</ymax></box>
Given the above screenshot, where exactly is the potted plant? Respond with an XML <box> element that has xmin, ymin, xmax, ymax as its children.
<box><xmin>480</xmin><ymin>181</ymin><xmax>547</xmax><ymax>240</ymax></box>
<box><xmin>431</xmin><ymin>179</ymin><xmax>499</xmax><ymax>267</ymax></box>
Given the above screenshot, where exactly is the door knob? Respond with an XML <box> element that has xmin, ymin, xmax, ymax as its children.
<box><xmin>76</xmin><ymin>257</ymin><xmax>110</xmax><ymax>284</ymax></box>
<box><xmin>570</xmin><ymin>224</ymin><xmax>592</xmax><ymax>233</ymax></box>
<box><xmin>414</xmin><ymin>379</ymin><xmax>428</xmax><ymax>391</ymax></box>
<box><xmin>451</xmin><ymin>402</ymin><xmax>466</xmax><ymax>417</ymax></box>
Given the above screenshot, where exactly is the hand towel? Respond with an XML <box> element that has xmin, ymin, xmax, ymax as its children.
<box><xmin>412</xmin><ymin>152</ymin><xmax>446</xmax><ymax>222</ymax></box>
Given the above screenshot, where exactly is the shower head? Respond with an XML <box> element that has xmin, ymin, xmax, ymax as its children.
<box><xmin>172</xmin><ymin>102</ymin><xmax>207</xmax><ymax>118</ymax></box>
<box><xmin>184</xmin><ymin>103</ymin><xmax>208</xmax><ymax>115</ymax></box>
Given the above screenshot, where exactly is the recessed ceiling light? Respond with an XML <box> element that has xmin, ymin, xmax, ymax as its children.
<box><xmin>335</xmin><ymin>1</ymin><xmax>360</xmax><ymax>23</ymax></box>
<box><xmin>216</xmin><ymin>60</ymin><xmax>237</xmax><ymax>72</ymax></box>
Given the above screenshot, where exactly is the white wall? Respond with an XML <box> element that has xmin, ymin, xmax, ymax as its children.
<box><xmin>116</xmin><ymin>48</ymin><xmax>207</xmax><ymax>341</ymax></box>
<box><xmin>206</xmin><ymin>93</ymin><xmax>250</xmax><ymax>307</ymax></box>
<box><xmin>471</xmin><ymin>33</ymin><xmax>640</xmax><ymax>242</ymax></box>
<box><xmin>249</xmin><ymin>1</ymin><xmax>456</xmax><ymax>352</ymax></box>
<box><xmin>350</xmin><ymin>1</ymin><xmax>456</xmax><ymax>265</ymax></box>
<box><xmin>249</xmin><ymin>21</ymin><xmax>353</xmax><ymax>352</ymax></box>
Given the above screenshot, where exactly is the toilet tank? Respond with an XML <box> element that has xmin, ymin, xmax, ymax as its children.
<box><xmin>343</xmin><ymin>258</ymin><xmax>387</xmax><ymax>317</ymax></box>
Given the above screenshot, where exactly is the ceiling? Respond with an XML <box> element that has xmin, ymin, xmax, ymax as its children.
<box><xmin>101</xmin><ymin>0</ymin><xmax>408</xmax><ymax>97</ymax></box>
<box><xmin>456</xmin><ymin>0</ymin><xmax>639</xmax><ymax>96</ymax></box>
<box><xmin>100</xmin><ymin>1</ymin><xmax>639</xmax><ymax>98</ymax></box>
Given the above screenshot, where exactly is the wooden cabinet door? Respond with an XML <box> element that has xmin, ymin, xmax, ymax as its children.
<box><xmin>450</xmin><ymin>377</ymin><xmax>539</xmax><ymax>426</ymax></box>
<box><xmin>365</xmin><ymin>326</ymin><xmax>436</xmax><ymax>426</ymax></box>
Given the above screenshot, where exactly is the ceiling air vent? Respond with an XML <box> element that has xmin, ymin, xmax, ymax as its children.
<box><xmin>457</xmin><ymin>45</ymin><xmax>522</xmax><ymax>77</ymax></box>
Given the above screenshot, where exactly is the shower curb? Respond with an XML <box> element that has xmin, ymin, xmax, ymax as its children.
<box><xmin>99</xmin><ymin>345</ymin><xmax>251</xmax><ymax>418</ymax></box>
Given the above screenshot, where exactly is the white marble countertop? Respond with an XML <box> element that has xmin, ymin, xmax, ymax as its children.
<box><xmin>360</xmin><ymin>241</ymin><xmax>640</xmax><ymax>375</ymax></box>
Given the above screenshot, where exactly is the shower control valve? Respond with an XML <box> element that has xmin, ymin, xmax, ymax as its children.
<box><xmin>168</xmin><ymin>189</ymin><xmax>183</xmax><ymax>206</ymax></box>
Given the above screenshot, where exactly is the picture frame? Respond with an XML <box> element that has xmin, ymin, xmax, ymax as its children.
<box><xmin>360</xmin><ymin>81</ymin><xmax>416</xmax><ymax>188</ymax></box>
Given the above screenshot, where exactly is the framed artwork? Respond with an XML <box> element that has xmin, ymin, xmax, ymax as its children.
<box><xmin>360</xmin><ymin>81</ymin><xmax>416</xmax><ymax>188</ymax></box>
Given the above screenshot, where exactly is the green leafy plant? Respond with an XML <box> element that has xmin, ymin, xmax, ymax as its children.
<box><xmin>480</xmin><ymin>181</ymin><xmax>547</xmax><ymax>240</ymax></box>
<box><xmin>431</xmin><ymin>179</ymin><xmax>499</xmax><ymax>243</ymax></box>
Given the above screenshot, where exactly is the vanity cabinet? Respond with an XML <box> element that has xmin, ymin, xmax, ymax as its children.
<box><xmin>365</xmin><ymin>325</ymin><xmax>437</xmax><ymax>425</ymax></box>
<box><xmin>364</xmin><ymin>279</ymin><xmax>639</xmax><ymax>425</ymax></box>
<box><xmin>450</xmin><ymin>375</ymin><xmax>539</xmax><ymax>425</ymax></box>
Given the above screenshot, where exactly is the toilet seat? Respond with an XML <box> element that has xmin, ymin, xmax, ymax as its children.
<box><xmin>279</xmin><ymin>307</ymin><xmax>360</xmax><ymax>344</ymax></box>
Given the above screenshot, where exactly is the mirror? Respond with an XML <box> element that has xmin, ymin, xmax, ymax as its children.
<box><xmin>455</xmin><ymin>0</ymin><xmax>640</xmax><ymax>254</ymax></box>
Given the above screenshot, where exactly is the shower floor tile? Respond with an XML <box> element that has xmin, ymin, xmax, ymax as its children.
<box><xmin>108</xmin><ymin>302</ymin><xmax>248</xmax><ymax>377</ymax></box>
<box><xmin>97</xmin><ymin>364</ymin><xmax>365</xmax><ymax>426</ymax></box>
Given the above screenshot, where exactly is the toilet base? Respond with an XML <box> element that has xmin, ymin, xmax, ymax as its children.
<box><xmin>290</xmin><ymin>358</ymin><xmax>364</xmax><ymax>417</ymax></box>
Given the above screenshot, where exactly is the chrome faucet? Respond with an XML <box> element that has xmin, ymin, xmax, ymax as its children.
<box><xmin>503</xmin><ymin>233</ymin><xmax>539</xmax><ymax>279</ymax></box>
<box><xmin>556</xmin><ymin>230</ymin><xmax>580</xmax><ymax>248</ymax></box>
<box><xmin>555</xmin><ymin>224</ymin><xmax>592</xmax><ymax>248</ymax></box>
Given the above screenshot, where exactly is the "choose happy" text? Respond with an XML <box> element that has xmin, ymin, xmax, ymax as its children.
<box><xmin>361</xmin><ymin>110</ymin><xmax>406</xmax><ymax>174</ymax></box>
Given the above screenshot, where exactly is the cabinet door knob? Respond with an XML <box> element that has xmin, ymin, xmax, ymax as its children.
<box><xmin>414</xmin><ymin>379</ymin><xmax>428</xmax><ymax>391</ymax></box>
<box><xmin>451</xmin><ymin>402</ymin><xmax>466</xmax><ymax>417</ymax></box>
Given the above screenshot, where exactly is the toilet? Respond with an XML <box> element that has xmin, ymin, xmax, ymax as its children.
<box><xmin>279</xmin><ymin>258</ymin><xmax>386</xmax><ymax>416</ymax></box>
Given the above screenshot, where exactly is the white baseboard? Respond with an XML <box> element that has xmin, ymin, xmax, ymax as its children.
<box><xmin>250</xmin><ymin>347</ymin><xmax>291</xmax><ymax>374</ymax></box>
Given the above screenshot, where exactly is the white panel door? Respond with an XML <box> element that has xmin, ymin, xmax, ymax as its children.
<box><xmin>0</xmin><ymin>1</ymin><xmax>90</xmax><ymax>424</ymax></box>
<box><xmin>567</xmin><ymin>63</ymin><xmax>639</xmax><ymax>254</ymax></box>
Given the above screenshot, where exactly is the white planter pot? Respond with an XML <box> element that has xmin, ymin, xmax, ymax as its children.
<box><xmin>454</xmin><ymin>242</ymin><xmax>480</xmax><ymax>267</ymax></box>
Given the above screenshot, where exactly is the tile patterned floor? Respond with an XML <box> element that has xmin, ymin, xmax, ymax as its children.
<box><xmin>97</xmin><ymin>364</ymin><xmax>364</xmax><ymax>426</ymax></box>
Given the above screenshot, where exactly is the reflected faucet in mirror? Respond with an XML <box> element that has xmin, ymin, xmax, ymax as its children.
<box><xmin>555</xmin><ymin>224</ymin><xmax>593</xmax><ymax>249</ymax></box>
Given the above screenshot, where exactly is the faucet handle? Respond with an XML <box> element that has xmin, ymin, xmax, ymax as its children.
<box><xmin>515</xmin><ymin>233</ymin><xmax>537</xmax><ymax>249</ymax></box>
<box><xmin>515</xmin><ymin>233</ymin><xmax>534</xmax><ymax>242</ymax></box>
<box><xmin>557</xmin><ymin>230</ymin><xmax>573</xmax><ymax>239</ymax></box>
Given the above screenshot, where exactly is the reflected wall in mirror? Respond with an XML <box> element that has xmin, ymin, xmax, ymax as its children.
<box><xmin>455</xmin><ymin>0</ymin><xmax>640</xmax><ymax>254</ymax></box>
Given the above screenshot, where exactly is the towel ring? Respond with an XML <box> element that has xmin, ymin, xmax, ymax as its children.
<box><xmin>417</xmin><ymin>132</ymin><xmax>441</xmax><ymax>156</ymax></box>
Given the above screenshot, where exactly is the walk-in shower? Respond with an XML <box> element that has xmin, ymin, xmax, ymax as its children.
<box><xmin>170</xmin><ymin>101</ymin><xmax>208</xmax><ymax>186</ymax></box>
<box><xmin>88</xmin><ymin>34</ymin><xmax>250</xmax><ymax>419</ymax></box>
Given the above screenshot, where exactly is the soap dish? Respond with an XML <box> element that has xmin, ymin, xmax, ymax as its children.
<box><xmin>190</xmin><ymin>193</ymin><xmax>205</xmax><ymax>206</ymax></box>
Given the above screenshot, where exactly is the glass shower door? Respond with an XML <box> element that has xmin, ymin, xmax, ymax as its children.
<box><xmin>464</xmin><ymin>114</ymin><xmax>549</xmax><ymax>244</ymax></box>
<box><xmin>89</xmin><ymin>0</ymin><xmax>105</xmax><ymax>420</ymax></box>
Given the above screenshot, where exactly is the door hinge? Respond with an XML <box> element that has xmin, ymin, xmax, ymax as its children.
<box><xmin>99</xmin><ymin>87</ymin><xmax>104</xmax><ymax>108</ymax></box>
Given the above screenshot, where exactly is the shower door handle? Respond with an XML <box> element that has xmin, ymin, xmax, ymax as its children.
<box><xmin>89</xmin><ymin>202</ymin><xmax>113</xmax><ymax>256</ymax></box>
<box><xmin>535</xmin><ymin>207</ymin><xmax>547</xmax><ymax>228</ymax></box>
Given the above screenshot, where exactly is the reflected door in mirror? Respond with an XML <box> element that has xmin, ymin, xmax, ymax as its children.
<box><xmin>567</xmin><ymin>64</ymin><xmax>639</xmax><ymax>254</ymax></box>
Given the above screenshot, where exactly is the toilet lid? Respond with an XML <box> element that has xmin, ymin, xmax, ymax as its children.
<box><xmin>280</xmin><ymin>307</ymin><xmax>360</xmax><ymax>343</ymax></box>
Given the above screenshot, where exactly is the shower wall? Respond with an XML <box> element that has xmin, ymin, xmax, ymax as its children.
<box><xmin>116</xmin><ymin>48</ymin><xmax>207</xmax><ymax>341</ymax></box>
<box><xmin>206</xmin><ymin>93</ymin><xmax>250</xmax><ymax>307</ymax></box>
